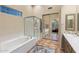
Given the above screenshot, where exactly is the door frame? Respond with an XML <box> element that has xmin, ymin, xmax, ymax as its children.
<box><xmin>42</xmin><ymin>12</ymin><xmax>60</xmax><ymax>40</ymax></box>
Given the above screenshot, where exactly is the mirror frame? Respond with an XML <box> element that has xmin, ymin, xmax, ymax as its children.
<box><xmin>77</xmin><ymin>13</ymin><xmax>79</xmax><ymax>35</ymax></box>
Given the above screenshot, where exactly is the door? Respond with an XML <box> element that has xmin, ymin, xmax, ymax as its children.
<box><xmin>24</xmin><ymin>17</ymin><xmax>34</xmax><ymax>37</ymax></box>
<box><xmin>33</xmin><ymin>17</ymin><xmax>40</xmax><ymax>38</ymax></box>
<box><xmin>50</xmin><ymin>14</ymin><xmax>59</xmax><ymax>41</ymax></box>
<box><xmin>24</xmin><ymin>17</ymin><xmax>41</xmax><ymax>38</ymax></box>
<box><xmin>42</xmin><ymin>15</ymin><xmax>50</xmax><ymax>39</ymax></box>
<box><xmin>42</xmin><ymin>13</ymin><xmax>60</xmax><ymax>40</ymax></box>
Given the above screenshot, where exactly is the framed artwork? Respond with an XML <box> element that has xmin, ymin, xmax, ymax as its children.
<box><xmin>65</xmin><ymin>14</ymin><xmax>75</xmax><ymax>31</ymax></box>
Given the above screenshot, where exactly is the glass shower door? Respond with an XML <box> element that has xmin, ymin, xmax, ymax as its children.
<box><xmin>24</xmin><ymin>17</ymin><xmax>34</xmax><ymax>37</ymax></box>
<box><xmin>34</xmin><ymin>17</ymin><xmax>40</xmax><ymax>38</ymax></box>
<box><xmin>24</xmin><ymin>16</ymin><xmax>41</xmax><ymax>39</ymax></box>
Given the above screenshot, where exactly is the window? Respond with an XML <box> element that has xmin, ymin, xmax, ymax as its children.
<box><xmin>0</xmin><ymin>5</ymin><xmax>22</xmax><ymax>16</ymax></box>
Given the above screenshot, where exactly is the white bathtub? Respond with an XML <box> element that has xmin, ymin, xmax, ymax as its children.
<box><xmin>0</xmin><ymin>36</ymin><xmax>38</xmax><ymax>53</ymax></box>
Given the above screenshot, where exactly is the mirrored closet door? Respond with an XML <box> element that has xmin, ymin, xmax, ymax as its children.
<box><xmin>42</xmin><ymin>15</ymin><xmax>50</xmax><ymax>39</ymax></box>
<box><xmin>50</xmin><ymin>13</ymin><xmax>60</xmax><ymax>41</ymax></box>
<box><xmin>42</xmin><ymin>13</ymin><xmax>60</xmax><ymax>41</ymax></box>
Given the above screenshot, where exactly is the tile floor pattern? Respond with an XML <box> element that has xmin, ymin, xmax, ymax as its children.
<box><xmin>29</xmin><ymin>38</ymin><xmax>60</xmax><ymax>53</ymax></box>
<box><xmin>29</xmin><ymin>45</ymin><xmax>55</xmax><ymax>53</ymax></box>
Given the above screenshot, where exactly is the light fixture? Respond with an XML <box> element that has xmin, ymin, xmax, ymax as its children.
<box><xmin>31</xmin><ymin>5</ymin><xmax>35</xmax><ymax>8</ymax></box>
<box><xmin>48</xmin><ymin>7</ymin><xmax>52</xmax><ymax>9</ymax></box>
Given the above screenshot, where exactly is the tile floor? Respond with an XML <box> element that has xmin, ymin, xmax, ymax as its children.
<box><xmin>29</xmin><ymin>38</ymin><xmax>60</xmax><ymax>53</ymax></box>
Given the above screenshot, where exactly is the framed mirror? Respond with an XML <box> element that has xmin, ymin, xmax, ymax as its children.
<box><xmin>77</xmin><ymin>13</ymin><xmax>79</xmax><ymax>34</ymax></box>
<box><xmin>65</xmin><ymin>14</ymin><xmax>75</xmax><ymax>31</ymax></box>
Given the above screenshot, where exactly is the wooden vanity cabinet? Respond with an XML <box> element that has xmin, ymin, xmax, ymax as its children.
<box><xmin>61</xmin><ymin>35</ymin><xmax>75</xmax><ymax>53</ymax></box>
<box><xmin>71</xmin><ymin>46</ymin><xmax>75</xmax><ymax>53</ymax></box>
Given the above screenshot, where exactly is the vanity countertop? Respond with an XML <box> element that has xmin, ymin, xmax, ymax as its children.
<box><xmin>63</xmin><ymin>33</ymin><xmax>79</xmax><ymax>53</ymax></box>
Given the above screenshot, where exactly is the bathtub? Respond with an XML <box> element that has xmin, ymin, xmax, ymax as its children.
<box><xmin>0</xmin><ymin>36</ymin><xmax>38</xmax><ymax>53</ymax></box>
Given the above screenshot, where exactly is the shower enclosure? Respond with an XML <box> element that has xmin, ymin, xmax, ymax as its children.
<box><xmin>24</xmin><ymin>16</ymin><xmax>42</xmax><ymax>39</ymax></box>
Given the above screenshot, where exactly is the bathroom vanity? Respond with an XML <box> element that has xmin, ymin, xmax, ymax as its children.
<box><xmin>62</xmin><ymin>33</ymin><xmax>79</xmax><ymax>53</ymax></box>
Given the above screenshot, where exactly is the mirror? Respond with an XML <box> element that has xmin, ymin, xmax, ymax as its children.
<box><xmin>52</xmin><ymin>19</ymin><xmax>58</xmax><ymax>33</ymax></box>
<box><xmin>77</xmin><ymin>13</ymin><xmax>79</xmax><ymax>32</ymax></box>
<box><xmin>65</xmin><ymin>14</ymin><xmax>75</xmax><ymax>31</ymax></box>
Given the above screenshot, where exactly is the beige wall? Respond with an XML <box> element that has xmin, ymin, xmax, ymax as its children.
<box><xmin>32</xmin><ymin>5</ymin><xmax>61</xmax><ymax>18</ymax></box>
<box><xmin>32</xmin><ymin>6</ymin><xmax>43</xmax><ymax>18</ymax></box>
<box><xmin>0</xmin><ymin>5</ymin><xmax>33</xmax><ymax>42</ymax></box>
<box><xmin>61</xmin><ymin>5</ymin><xmax>77</xmax><ymax>33</ymax></box>
<box><xmin>42</xmin><ymin>5</ymin><xmax>61</xmax><ymax>14</ymax></box>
